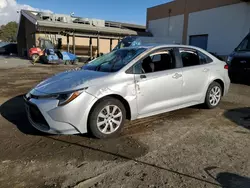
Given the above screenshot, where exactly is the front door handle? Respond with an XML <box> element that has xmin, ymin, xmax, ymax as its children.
<box><xmin>140</xmin><ymin>75</ymin><xmax>147</xmax><ymax>79</ymax></box>
<box><xmin>172</xmin><ymin>73</ymin><xmax>182</xmax><ymax>79</ymax></box>
<box><xmin>203</xmin><ymin>68</ymin><xmax>209</xmax><ymax>72</ymax></box>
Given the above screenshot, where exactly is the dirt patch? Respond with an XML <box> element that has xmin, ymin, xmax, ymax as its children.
<box><xmin>0</xmin><ymin>64</ymin><xmax>250</xmax><ymax>187</ymax></box>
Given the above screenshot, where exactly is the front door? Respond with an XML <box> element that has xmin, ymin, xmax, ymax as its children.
<box><xmin>133</xmin><ymin>48</ymin><xmax>183</xmax><ymax>117</ymax></box>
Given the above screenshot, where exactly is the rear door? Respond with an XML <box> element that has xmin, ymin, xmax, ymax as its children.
<box><xmin>178</xmin><ymin>48</ymin><xmax>211</xmax><ymax>104</ymax></box>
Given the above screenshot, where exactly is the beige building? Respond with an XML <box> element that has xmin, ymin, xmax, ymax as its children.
<box><xmin>17</xmin><ymin>10</ymin><xmax>148</xmax><ymax>58</ymax></box>
<box><xmin>147</xmin><ymin>0</ymin><xmax>250</xmax><ymax>55</ymax></box>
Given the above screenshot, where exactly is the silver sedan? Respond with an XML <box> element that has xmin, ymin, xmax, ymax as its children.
<box><xmin>24</xmin><ymin>45</ymin><xmax>230</xmax><ymax>138</ymax></box>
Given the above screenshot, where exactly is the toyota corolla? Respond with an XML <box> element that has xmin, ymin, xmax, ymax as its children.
<box><xmin>24</xmin><ymin>45</ymin><xmax>230</xmax><ymax>138</ymax></box>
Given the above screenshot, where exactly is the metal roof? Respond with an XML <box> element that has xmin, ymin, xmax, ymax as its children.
<box><xmin>20</xmin><ymin>10</ymin><xmax>150</xmax><ymax>37</ymax></box>
<box><xmin>105</xmin><ymin>20</ymin><xmax>146</xmax><ymax>30</ymax></box>
<box><xmin>37</xmin><ymin>20</ymin><xmax>138</xmax><ymax>36</ymax></box>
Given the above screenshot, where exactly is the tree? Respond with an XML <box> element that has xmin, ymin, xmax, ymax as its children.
<box><xmin>0</xmin><ymin>22</ymin><xmax>18</xmax><ymax>42</ymax></box>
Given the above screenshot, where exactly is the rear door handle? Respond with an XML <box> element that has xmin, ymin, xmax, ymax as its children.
<box><xmin>140</xmin><ymin>75</ymin><xmax>147</xmax><ymax>79</ymax></box>
<box><xmin>172</xmin><ymin>73</ymin><xmax>182</xmax><ymax>79</ymax></box>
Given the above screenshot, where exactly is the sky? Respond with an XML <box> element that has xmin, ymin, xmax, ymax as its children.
<box><xmin>0</xmin><ymin>0</ymin><xmax>170</xmax><ymax>25</ymax></box>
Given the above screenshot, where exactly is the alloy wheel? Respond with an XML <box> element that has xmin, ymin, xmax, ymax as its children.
<box><xmin>96</xmin><ymin>105</ymin><xmax>123</xmax><ymax>134</ymax></box>
<box><xmin>209</xmin><ymin>86</ymin><xmax>221</xmax><ymax>106</ymax></box>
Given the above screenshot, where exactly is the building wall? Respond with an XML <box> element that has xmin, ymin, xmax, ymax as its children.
<box><xmin>17</xmin><ymin>15</ymin><xmax>36</xmax><ymax>56</ymax></box>
<box><xmin>17</xmin><ymin>16</ymin><xmax>26</xmax><ymax>56</ymax></box>
<box><xmin>148</xmin><ymin>14</ymin><xmax>184</xmax><ymax>43</ymax></box>
<box><xmin>147</xmin><ymin>0</ymin><xmax>241</xmax><ymax>22</ymax></box>
<box><xmin>187</xmin><ymin>2</ymin><xmax>250</xmax><ymax>55</ymax></box>
<box><xmin>147</xmin><ymin>0</ymin><xmax>242</xmax><ymax>43</ymax></box>
<box><xmin>147</xmin><ymin>0</ymin><xmax>250</xmax><ymax>55</ymax></box>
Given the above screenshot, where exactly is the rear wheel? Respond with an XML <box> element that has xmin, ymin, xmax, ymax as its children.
<box><xmin>204</xmin><ymin>82</ymin><xmax>222</xmax><ymax>109</ymax></box>
<box><xmin>88</xmin><ymin>97</ymin><xmax>126</xmax><ymax>139</ymax></box>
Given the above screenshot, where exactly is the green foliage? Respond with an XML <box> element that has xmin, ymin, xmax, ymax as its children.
<box><xmin>0</xmin><ymin>22</ymin><xmax>18</xmax><ymax>42</ymax></box>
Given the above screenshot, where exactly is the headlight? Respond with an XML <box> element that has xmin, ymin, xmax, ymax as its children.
<box><xmin>25</xmin><ymin>92</ymin><xmax>31</xmax><ymax>99</ymax></box>
<box><xmin>57</xmin><ymin>89</ymin><xmax>86</xmax><ymax>106</ymax></box>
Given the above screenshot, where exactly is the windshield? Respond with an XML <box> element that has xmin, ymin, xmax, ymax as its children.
<box><xmin>236</xmin><ymin>36</ymin><xmax>250</xmax><ymax>51</ymax></box>
<box><xmin>83</xmin><ymin>48</ymin><xmax>146</xmax><ymax>72</ymax></box>
<box><xmin>113</xmin><ymin>37</ymin><xmax>136</xmax><ymax>50</ymax></box>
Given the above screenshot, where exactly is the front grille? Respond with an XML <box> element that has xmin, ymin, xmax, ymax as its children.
<box><xmin>26</xmin><ymin>101</ymin><xmax>50</xmax><ymax>130</ymax></box>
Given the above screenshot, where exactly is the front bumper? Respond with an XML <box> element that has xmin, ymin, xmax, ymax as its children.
<box><xmin>24</xmin><ymin>91</ymin><xmax>96</xmax><ymax>135</ymax></box>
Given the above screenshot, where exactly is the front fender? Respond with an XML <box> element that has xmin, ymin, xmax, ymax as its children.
<box><xmin>87</xmin><ymin>83</ymin><xmax>138</xmax><ymax>119</ymax></box>
<box><xmin>83</xmin><ymin>75</ymin><xmax>138</xmax><ymax>125</ymax></box>
<box><xmin>78</xmin><ymin>87</ymin><xmax>137</xmax><ymax>134</ymax></box>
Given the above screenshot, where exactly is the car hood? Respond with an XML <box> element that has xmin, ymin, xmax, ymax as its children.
<box><xmin>33</xmin><ymin>69</ymin><xmax>110</xmax><ymax>95</ymax></box>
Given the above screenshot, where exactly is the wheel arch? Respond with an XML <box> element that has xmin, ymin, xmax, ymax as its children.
<box><xmin>88</xmin><ymin>94</ymin><xmax>132</xmax><ymax>122</ymax></box>
<box><xmin>211</xmin><ymin>79</ymin><xmax>225</xmax><ymax>96</ymax></box>
<box><xmin>31</xmin><ymin>53</ymin><xmax>39</xmax><ymax>58</ymax></box>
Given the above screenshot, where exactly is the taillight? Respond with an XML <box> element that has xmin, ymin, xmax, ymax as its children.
<box><xmin>224</xmin><ymin>65</ymin><xmax>229</xmax><ymax>69</ymax></box>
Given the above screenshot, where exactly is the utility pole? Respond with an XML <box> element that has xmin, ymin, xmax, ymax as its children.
<box><xmin>168</xmin><ymin>9</ymin><xmax>172</xmax><ymax>37</ymax></box>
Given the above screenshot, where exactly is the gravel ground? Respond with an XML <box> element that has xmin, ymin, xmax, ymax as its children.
<box><xmin>0</xmin><ymin>57</ymin><xmax>250</xmax><ymax>188</ymax></box>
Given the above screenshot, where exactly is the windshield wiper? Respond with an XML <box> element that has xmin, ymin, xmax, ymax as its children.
<box><xmin>95</xmin><ymin>61</ymin><xmax>110</xmax><ymax>71</ymax></box>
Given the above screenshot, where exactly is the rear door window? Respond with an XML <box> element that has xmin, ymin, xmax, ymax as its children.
<box><xmin>179</xmin><ymin>48</ymin><xmax>213</xmax><ymax>67</ymax></box>
<box><xmin>179</xmin><ymin>48</ymin><xmax>200</xmax><ymax>67</ymax></box>
<box><xmin>198</xmin><ymin>51</ymin><xmax>213</xmax><ymax>64</ymax></box>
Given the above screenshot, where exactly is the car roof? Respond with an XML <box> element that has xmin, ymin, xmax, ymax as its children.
<box><xmin>120</xmin><ymin>44</ymin><xmax>205</xmax><ymax>51</ymax></box>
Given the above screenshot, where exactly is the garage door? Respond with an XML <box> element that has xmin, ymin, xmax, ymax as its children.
<box><xmin>189</xmin><ymin>35</ymin><xmax>208</xmax><ymax>50</ymax></box>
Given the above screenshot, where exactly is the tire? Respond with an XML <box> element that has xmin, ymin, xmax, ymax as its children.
<box><xmin>88</xmin><ymin>97</ymin><xmax>126</xmax><ymax>139</ymax></box>
<box><xmin>204</xmin><ymin>82</ymin><xmax>222</xmax><ymax>109</ymax></box>
<box><xmin>31</xmin><ymin>53</ymin><xmax>39</xmax><ymax>62</ymax></box>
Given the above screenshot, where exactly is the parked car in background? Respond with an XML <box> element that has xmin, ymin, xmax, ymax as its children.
<box><xmin>0</xmin><ymin>42</ymin><xmax>17</xmax><ymax>55</ymax></box>
<box><xmin>227</xmin><ymin>33</ymin><xmax>250</xmax><ymax>82</ymax></box>
<box><xmin>24</xmin><ymin>44</ymin><xmax>230</xmax><ymax>138</ymax></box>
<box><xmin>113</xmin><ymin>36</ymin><xmax>181</xmax><ymax>50</ymax></box>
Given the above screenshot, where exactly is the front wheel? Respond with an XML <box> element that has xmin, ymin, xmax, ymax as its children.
<box><xmin>31</xmin><ymin>53</ymin><xmax>39</xmax><ymax>63</ymax></box>
<box><xmin>88</xmin><ymin>97</ymin><xmax>126</xmax><ymax>139</ymax></box>
<box><xmin>204</xmin><ymin>82</ymin><xmax>222</xmax><ymax>109</ymax></box>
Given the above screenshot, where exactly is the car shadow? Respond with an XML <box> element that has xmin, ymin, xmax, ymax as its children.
<box><xmin>205</xmin><ymin>167</ymin><xmax>250</xmax><ymax>188</ymax></box>
<box><xmin>0</xmin><ymin>95</ymin><xmax>45</xmax><ymax>135</ymax></box>
<box><xmin>0</xmin><ymin>95</ymin><xmax>150</xmax><ymax>161</ymax></box>
<box><xmin>224</xmin><ymin>107</ymin><xmax>250</xmax><ymax>130</ymax></box>
<box><xmin>217</xmin><ymin>172</ymin><xmax>250</xmax><ymax>188</ymax></box>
